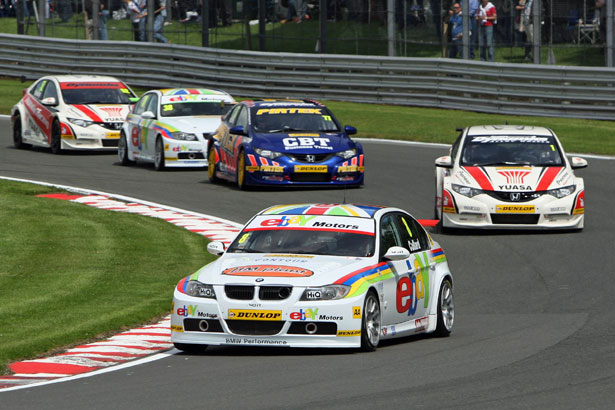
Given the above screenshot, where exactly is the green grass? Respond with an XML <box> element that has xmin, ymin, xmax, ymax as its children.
<box><xmin>0</xmin><ymin>180</ymin><xmax>215</xmax><ymax>375</ymax></box>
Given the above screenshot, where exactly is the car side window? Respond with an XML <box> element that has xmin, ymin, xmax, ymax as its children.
<box><xmin>397</xmin><ymin>214</ymin><xmax>429</xmax><ymax>253</ymax></box>
<box><xmin>145</xmin><ymin>94</ymin><xmax>158</xmax><ymax>116</ymax></box>
<box><xmin>450</xmin><ymin>133</ymin><xmax>463</xmax><ymax>162</ymax></box>
<box><xmin>32</xmin><ymin>80</ymin><xmax>48</xmax><ymax>100</ymax></box>
<box><xmin>133</xmin><ymin>94</ymin><xmax>152</xmax><ymax>115</ymax></box>
<box><xmin>225</xmin><ymin>105</ymin><xmax>241</xmax><ymax>126</ymax></box>
<box><xmin>236</xmin><ymin>106</ymin><xmax>249</xmax><ymax>128</ymax></box>
<box><xmin>41</xmin><ymin>82</ymin><xmax>58</xmax><ymax>101</ymax></box>
<box><xmin>379</xmin><ymin>214</ymin><xmax>403</xmax><ymax>258</ymax></box>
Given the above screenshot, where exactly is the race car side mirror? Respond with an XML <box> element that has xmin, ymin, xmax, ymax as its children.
<box><xmin>230</xmin><ymin>125</ymin><xmax>247</xmax><ymax>136</ymax></box>
<box><xmin>435</xmin><ymin>156</ymin><xmax>453</xmax><ymax>168</ymax></box>
<box><xmin>41</xmin><ymin>97</ymin><xmax>58</xmax><ymax>106</ymax></box>
<box><xmin>383</xmin><ymin>246</ymin><xmax>410</xmax><ymax>261</ymax></box>
<box><xmin>344</xmin><ymin>125</ymin><xmax>357</xmax><ymax>135</ymax></box>
<box><xmin>207</xmin><ymin>241</ymin><xmax>226</xmax><ymax>256</ymax></box>
<box><xmin>570</xmin><ymin>156</ymin><xmax>588</xmax><ymax>169</ymax></box>
<box><xmin>141</xmin><ymin>111</ymin><xmax>156</xmax><ymax>119</ymax></box>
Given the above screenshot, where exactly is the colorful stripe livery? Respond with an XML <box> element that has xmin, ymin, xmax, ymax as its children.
<box><xmin>73</xmin><ymin>105</ymin><xmax>104</xmax><ymax>123</ymax></box>
<box><xmin>535</xmin><ymin>167</ymin><xmax>564</xmax><ymax>191</ymax></box>
<box><xmin>60</xmin><ymin>82</ymin><xmax>124</xmax><ymax>89</ymax></box>
<box><xmin>334</xmin><ymin>262</ymin><xmax>394</xmax><ymax>298</ymax></box>
<box><xmin>463</xmin><ymin>166</ymin><xmax>494</xmax><ymax>190</ymax></box>
<box><xmin>161</xmin><ymin>88</ymin><xmax>229</xmax><ymax>96</ymax></box>
<box><xmin>152</xmin><ymin>122</ymin><xmax>179</xmax><ymax>139</ymax></box>
<box><xmin>431</xmin><ymin>248</ymin><xmax>447</xmax><ymax>264</ymax></box>
<box><xmin>262</xmin><ymin>204</ymin><xmax>383</xmax><ymax>218</ymax></box>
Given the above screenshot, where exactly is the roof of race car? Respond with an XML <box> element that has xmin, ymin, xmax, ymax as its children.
<box><xmin>466</xmin><ymin>125</ymin><xmax>554</xmax><ymax>137</ymax></box>
<box><xmin>46</xmin><ymin>75</ymin><xmax>125</xmax><ymax>83</ymax></box>
<box><xmin>159</xmin><ymin>88</ymin><xmax>233</xmax><ymax>98</ymax></box>
<box><xmin>240</xmin><ymin>99</ymin><xmax>325</xmax><ymax>108</ymax></box>
<box><xmin>260</xmin><ymin>204</ymin><xmax>384</xmax><ymax>218</ymax></box>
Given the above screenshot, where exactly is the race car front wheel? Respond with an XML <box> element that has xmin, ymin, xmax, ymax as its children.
<box><xmin>236</xmin><ymin>150</ymin><xmax>248</xmax><ymax>190</ymax></box>
<box><xmin>360</xmin><ymin>290</ymin><xmax>381</xmax><ymax>352</ymax></box>
<box><xmin>154</xmin><ymin>137</ymin><xmax>165</xmax><ymax>171</ymax></box>
<box><xmin>208</xmin><ymin>147</ymin><xmax>219</xmax><ymax>183</ymax></box>
<box><xmin>13</xmin><ymin>114</ymin><xmax>30</xmax><ymax>149</ymax></box>
<box><xmin>434</xmin><ymin>278</ymin><xmax>454</xmax><ymax>337</ymax></box>
<box><xmin>118</xmin><ymin>131</ymin><xmax>134</xmax><ymax>165</ymax></box>
<box><xmin>173</xmin><ymin>342</ymin><xmax>208</xmax><ymax>354</ymax></box>
<box><xmin>50</xmin><ymin>120</ymin><xmax>62</xmax><ymax>154</ymax></box>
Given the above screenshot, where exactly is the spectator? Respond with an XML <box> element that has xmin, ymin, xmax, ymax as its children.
<box><xmin>522</xmin><ymin>0</ymin><xmax>534</xmax><ymax>61</ymax></box>
<box><xmin>514</xmin><ymin>0</ymin><xmax>525</xmax><ymax>47</ymax></box>
<box><xmin>595</xmin><ymin>0</ymin><xmax>606</xmax><ymax>47</ymax></box>
<box><xmin>124</xmin><ymin>0</ymin><xmax>143</xmax><ymax>41</ymax></box>
<box><xmin>153</xmin><ymin>0</ymin><xmax>168</xmax><ymax>42</ymax></box>
<box><xmin>219</xmin><ymin>0</ymin><xmax>232</xmax><ymax>26</ymax></box>
<box><xmin>98</xmin><ymin>3</ymin><xmax>109</xmax><ymax>40</ymax></box>
<box><xmin>138</xmin><ymin>0</ymin><xmax>148</xmax><ymax>41</ymax></box>
<box><xmin>447</xmin><ymin>3</ymin><xmax>463</xmax><ymax>58</ymax></box>
<box><xmin>476</xmin><ymin>0</ymin><xmax>496</xmax><ymax>62</ymax></box>
<box><xmin>282</xmin><ymin>0</ymin><xmax>308</xmax><ymax>23</ymax></box>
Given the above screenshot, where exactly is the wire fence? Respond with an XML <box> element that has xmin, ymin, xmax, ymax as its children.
<box><xmin>1</xmin><ymin>0</ymin><xmax>612</xmax><ymax>66</ymax></box>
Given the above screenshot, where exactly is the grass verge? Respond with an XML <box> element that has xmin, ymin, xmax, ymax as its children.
<box><xmin>0</xmin><ymin>180</ymin><xmax>215</xmax><ymax>375</ymax></box>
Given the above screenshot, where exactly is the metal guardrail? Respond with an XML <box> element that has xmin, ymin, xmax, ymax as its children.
<box><xmin>2</xmin><ymin>33</ymin><xmax>615</xmax><ymax>120</ymax></box>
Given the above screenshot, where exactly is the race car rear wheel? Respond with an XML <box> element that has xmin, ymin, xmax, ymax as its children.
<box><xmin>154</xmin><ymin>137</ymin><xmax>165</xmax><ymax>171</ymax></box>
<box><xmin>13</xmin><ymin>114</ymin><xmax>30</xmax><ymax>149</ymax></box>
<box><xmin>118</xmin><ymin>131</ymin><xmax>134</xmax><ymax>165</ymax></box>
<box><xmin>360</xmin><ymin>290</ymin><xmax>381</xmax><ymax>351</ymax></box>
<box><xmin>208</xmin><ymin>146</ymin><xmax>219</xmax><ymax>183</ymax></box>
<box><xmin>434</xmin><ymin>278</ymin><xmax>454</xmax><ymax>337</ymax></box>
<box><xmin>50</xmin><ymin>120</ymin><xmax>62</xmax><ymax>154</ymax></box>
<box><xmin>173</xmin><ymin>342</ymin><xmax>208</xmax><ymax>354</ymax></box>
<box><xmin>236</xmin><ymin>150</ymin><xmax>248</xmax><ymax>190</ymax></box>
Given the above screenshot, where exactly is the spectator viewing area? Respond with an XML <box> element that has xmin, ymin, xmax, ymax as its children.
<box><xmin>1</xmin><ymin>0</ymin><xmax>614</xmax><ymax>66</ymax></box>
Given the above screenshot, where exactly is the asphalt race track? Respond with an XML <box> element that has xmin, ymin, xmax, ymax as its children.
<box><xmin>2</xmin><ymin>116</ymin><xmax>615</xmax><ymax>410</ymax></box>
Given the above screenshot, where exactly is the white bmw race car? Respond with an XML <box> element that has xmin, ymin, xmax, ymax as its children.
<box><xmin>435</xmin><ymin>125</ymin><xmax>588</xmax><ymax>230</ymax></box>
<box><xmin>119</xmin><ymin>88</ymin><xmax>236</xmax><ymax>170</ymax></box>
<box><xmin>171</xmin><ymin>203</ymin><xmax>454</xmax><ymax>352</ymax></box>
<box><xmin>11</xmin><ymin>75</ymin><xmax>138</xmax><ymax>153</ymax></box>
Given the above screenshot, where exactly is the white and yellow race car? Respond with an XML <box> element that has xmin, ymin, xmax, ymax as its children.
<box><xmin>11</xmin><ymin>75</ymin><xmax>138</xmax><ymax>153</ymax></box>
<box><xmin>171</xmin><ymin>203</ymin><xmax>454</xmax><ymax>352</ymax></box>
<box><xmin>435</xmin><ymin>125</ymin><xmax>588</xmax><ymax>230</ymax></box>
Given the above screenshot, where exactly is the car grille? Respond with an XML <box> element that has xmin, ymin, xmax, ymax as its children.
<box><xmin>289</xmin><ymin>153</ymin><xmax>333</xmax><ymax>163</ymax></box>
<box><xmin>224</xmin><ymin>285</ymin><xmax>293</xmax><ymax>300</ymax></box>
<box><xmin>225</xmin><ymin>320</ymin><xmax>284</xmax><ymax>335</ymax></box>
<box><xmin>183</xmin><ymin>318</ymin><xmax>224</xmax><ymax>333</ymax></box>
<box><xmin>291</xmin><ymin>173</ymin><xmax>332</xmax><ymax>182</ymax></box>
<box><xmin>178</xmin><ymin>152</ymin><xmax>205</xmax><ymax>160</ymax></box>
<box><xmin>490</xmin><ymin>214</ymin><xmax>540</xmax><ymax>224</ymax></box>
<box><xmin>102</xmin><ymin>139</ymin><xmax>119</xmax><ymax>147</ymax></box>
<box><xmin>101</xmin><ymin>122</ymin><xmax>123</xmax><ymax>130</ymax></box>
<box><xmin>287</xmin><ymin>322</ymin><xmax>338</xmax><ymax>335</ymax></box>
<box><xmin>486</xmin><ymin>191</ymin><xmax>543</xmax><ymax>202</ymax></box>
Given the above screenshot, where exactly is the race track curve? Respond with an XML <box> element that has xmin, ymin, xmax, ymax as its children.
<box><xmin>1</xmin><ymin>117</ymin><xmax>615</xmax><ymax>410</ymax></box>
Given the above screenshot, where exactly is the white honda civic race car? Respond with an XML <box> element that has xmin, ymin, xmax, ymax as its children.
<box><xmin>11</xmin><ymin>75</ymin><xmax>138</xmax><ymax>153</ymax></box>
<box><xmin>118</xmin><ymin>88</ymin><xmax>235</xmax><ymax>170</ymax></box>
<box><xmin>435</xmin><ymin>125</ymin><xmax>588</xmax><ymax>230</ymax></box>
<box><xmin>171</xmin><ymin>203</ymin><xmax>454</xmax><ymax>352</ymax></box>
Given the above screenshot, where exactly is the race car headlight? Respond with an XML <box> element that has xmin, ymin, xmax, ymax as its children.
<box><xmin>255</xmin><ymin>147</ymin><xmax>282</xmax><ymax>159</ymax></box>
<box><xmin>184</xmin><ymin>281</ymin><xmax>216</xmax><ymax>298</ymax></box>
<box><xmin>547</xmin><ymin>185</ymin><xmax>576</xmax><ymax>198</ymax></box>
<box><xmin>170</xmin><ymin>131</ymin><xmax>197</xmax><ymax>141</ymax></box>
<box><xmin>451</xmin><ymin>184</ymin><xmax>484</xmax><ymax>198</ymax></box>
<box><xmin>336</xmin><ymin>148</ymin><xmax>357</xmax><ymax>159</ymax></box>
<box><xmin>300</xmin><ymin>285</ymin><xmax>350</xmax><ymax>301</ymax></box>
<box><xmin>67</xmin><ymin>117</ymin><xmax>94</xmax><ymax>128</ymax></box>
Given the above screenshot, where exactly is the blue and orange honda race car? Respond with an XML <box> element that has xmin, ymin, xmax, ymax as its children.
<box><xmin>207</xmin><ymin>100</ymin><xmax>364</xmax><ymax>189</ymax></box>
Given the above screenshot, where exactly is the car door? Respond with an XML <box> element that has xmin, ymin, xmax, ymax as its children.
<box><xmin>140</xmin><ymin>93</ymin><xmax>159</xmax><ymax>160</ymax></box>
<box><xmin>218</xmin><ymin>104</ymin><xmax>245</xmax><ymax>174</ymax></box>
<box><xmin>125</xmin><ymin>93</ymin><xmax>152</xmax><ymax>160</ymax></box>
<box><xmin>379</xmin><ymin>212</ymin><xmax>432</xmax><ymax>327</ymax></box>
<box><xmin>23</xmin><ymin>79</ymin><xmax>56</xmax><ymax>145</ymax></box>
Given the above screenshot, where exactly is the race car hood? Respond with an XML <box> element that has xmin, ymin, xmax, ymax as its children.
<box><xmin>194</xmin><ymin>253</ymin><xmax>373</xmax><ymax>286</ymax></box>
<box><xmin>65</xmin><ymin>104</ymin><xmax>132</xmax><ymax>123</ymax></box>
<box><xmin>251</xmin><ymin>132</ymin><xmax>354</xmax><ymax>154</ymax></box>
<box><xmin>159</xmin><ymin>116</ymin><xmax>222</xmax><ymax>134</ymax></box>
<box><xmin>455</xmin><ymin>165</ymin><xmax>573</xmax><ymax>192</ymax></box>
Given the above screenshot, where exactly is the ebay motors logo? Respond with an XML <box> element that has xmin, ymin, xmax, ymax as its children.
<box><xmin>290</xmin><ymin>308</ymin><xmax>318</xmax><ymax>320</ymax></box>
<box><xmin>177</xmin><ymin>305</ymin><xmax>197</xmax><ymax>316</ymax></box>
<box><xmin>260</xmin><ymin>215</ymin><xmax>316</xmax><ymax>227</ymax></box>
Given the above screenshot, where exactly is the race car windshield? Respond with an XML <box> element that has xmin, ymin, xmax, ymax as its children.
<box><xmin>227</xmin><ymin>229</ymin><xmax>375</xmax><ymax>257</ymax></box>
<box><xmin>460</xmin><ymin>135</ymin><xmax>564</xmax><ymax>166</ymax></box>
<box><xmin>161</xmin><ymin>101</ymin><xmax>233</xmax><ymax>117</ymax></box>
<box><xmin>61</xmin><ymin>87</ymin><xmax>135</xmax><ymax>105</ymax></box>
<box><xmin>251</xmin><ymin>107</ymin><xmax>341</xmax><ymax>133</ymax></box>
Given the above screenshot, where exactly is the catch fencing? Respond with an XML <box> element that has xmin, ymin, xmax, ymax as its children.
<box><xmin>2</xmin><ymin>33</ymin><xmax>615</xmax><ymax>120</ymax></box>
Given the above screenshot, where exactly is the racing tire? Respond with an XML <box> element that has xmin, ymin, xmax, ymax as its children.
<box><xmin>434</xmin><ymin>278</ymin><xmax>454</xmax><ymax>337</ymax></box>
<box><xmin>208</xmin><ymin>146</ymin><xmax>219</xmax><ymax>183</ymax></box>
<box><xmin>50</xmin><ymin>120</ymin><xmax>62</xmax><ymax>154</ymax></box>
<box><xmin>173</xmin><ymin>342</ymin><xmax>208</xmax><ymax>354</ymax></box>
<box><xmin>360</xmin><ymin>290</ymin><xmax>381</xmax><ymax>352</ymax></box>
<box><xmin>13</xmin><ymin>114</ymin><xmax>30</xmax><ymax>149</ymax></box>
<box><xmin>118</xmin><ymin>131</ymin><xmax>134</xmax><ymax>166</ymax></box>
<box><xmin>154</xmin><ymin>137</ymin><xmax>166</xmax><ymax>171</ymax></box>
<box><xmin>236</xmin><ymin>149</ymin><xmax>248</xmax><ymax>190</ymax></box>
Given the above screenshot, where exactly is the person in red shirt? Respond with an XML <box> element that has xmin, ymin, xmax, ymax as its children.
<box><xmin>476</xmin><ymin>0</ymin><xmax>497</xmax><ymax>61</ymax></box>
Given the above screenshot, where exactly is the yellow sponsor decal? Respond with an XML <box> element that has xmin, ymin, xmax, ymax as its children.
<box><xmin>61</xmin><ymin>135</ymin><xmax>75</xmax><ymax>139</ymax></box>
<box><xmin>573</xmin><ymin>208</ymin><xmax>584</xmax><ymax>215</ymax></box>
<box><xmin>228</xmin><ymin>309</ymin><xmax>282</xmax><ymax>321</ymax></box>
<box><xmin>337</xmin><ymin>330</ymin><xmax>361</xmax><ymax>337</ymax></box>
<box><xmin>171</xmin><ymin>325</ymin><xmax>184</xmax><ymax>333</ymax></box>
<box><xmin>352</xmin><ymin>306</ymin><xmax>361</xmax><ymax>319</ymax></box>
<box><xmin>443</xmin><ymin>206</ymin><xmax>456</xmax><ymax>213</ymax></box>
<box><xmin>338</xmin><ymin>165</ymin><xmax>363</xmax><ymax>173</ymax></box>
<box><xmin>265</xmin><ymin>254</ymin><xmax>314</xmax><ymax>258</ymax></box>
<box><xmin>105</xmin><ymin>131</ymin><xmax>120</xmax><ymax>139</ymax></box>
<box><xmin>246</xmin><ymin>165</ymin><xmax>260</xmax><ymax>172</ymax></box>
<box><xmin>256</xmin><ymin>108</ymin><xmax>322</xmax><ymax>115</ymax></box>
<box><xmin>495</xmin><ymin>205</ymin><xmax>535</xmax><ymax>213</ymax></box>
<box><xmin>288</xmin><ymin>133</ymin><xmax>320</xmax><ymax>137</ymax></box>
<box><xmin>260</xmin><ymin>165</ymin><xmax>284</xmax><ymax>173</ymax></box>
<box><xmin>294</xmin><ymin>165</ymin><xmax>328</xmax><ymax>173</ymax></box>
